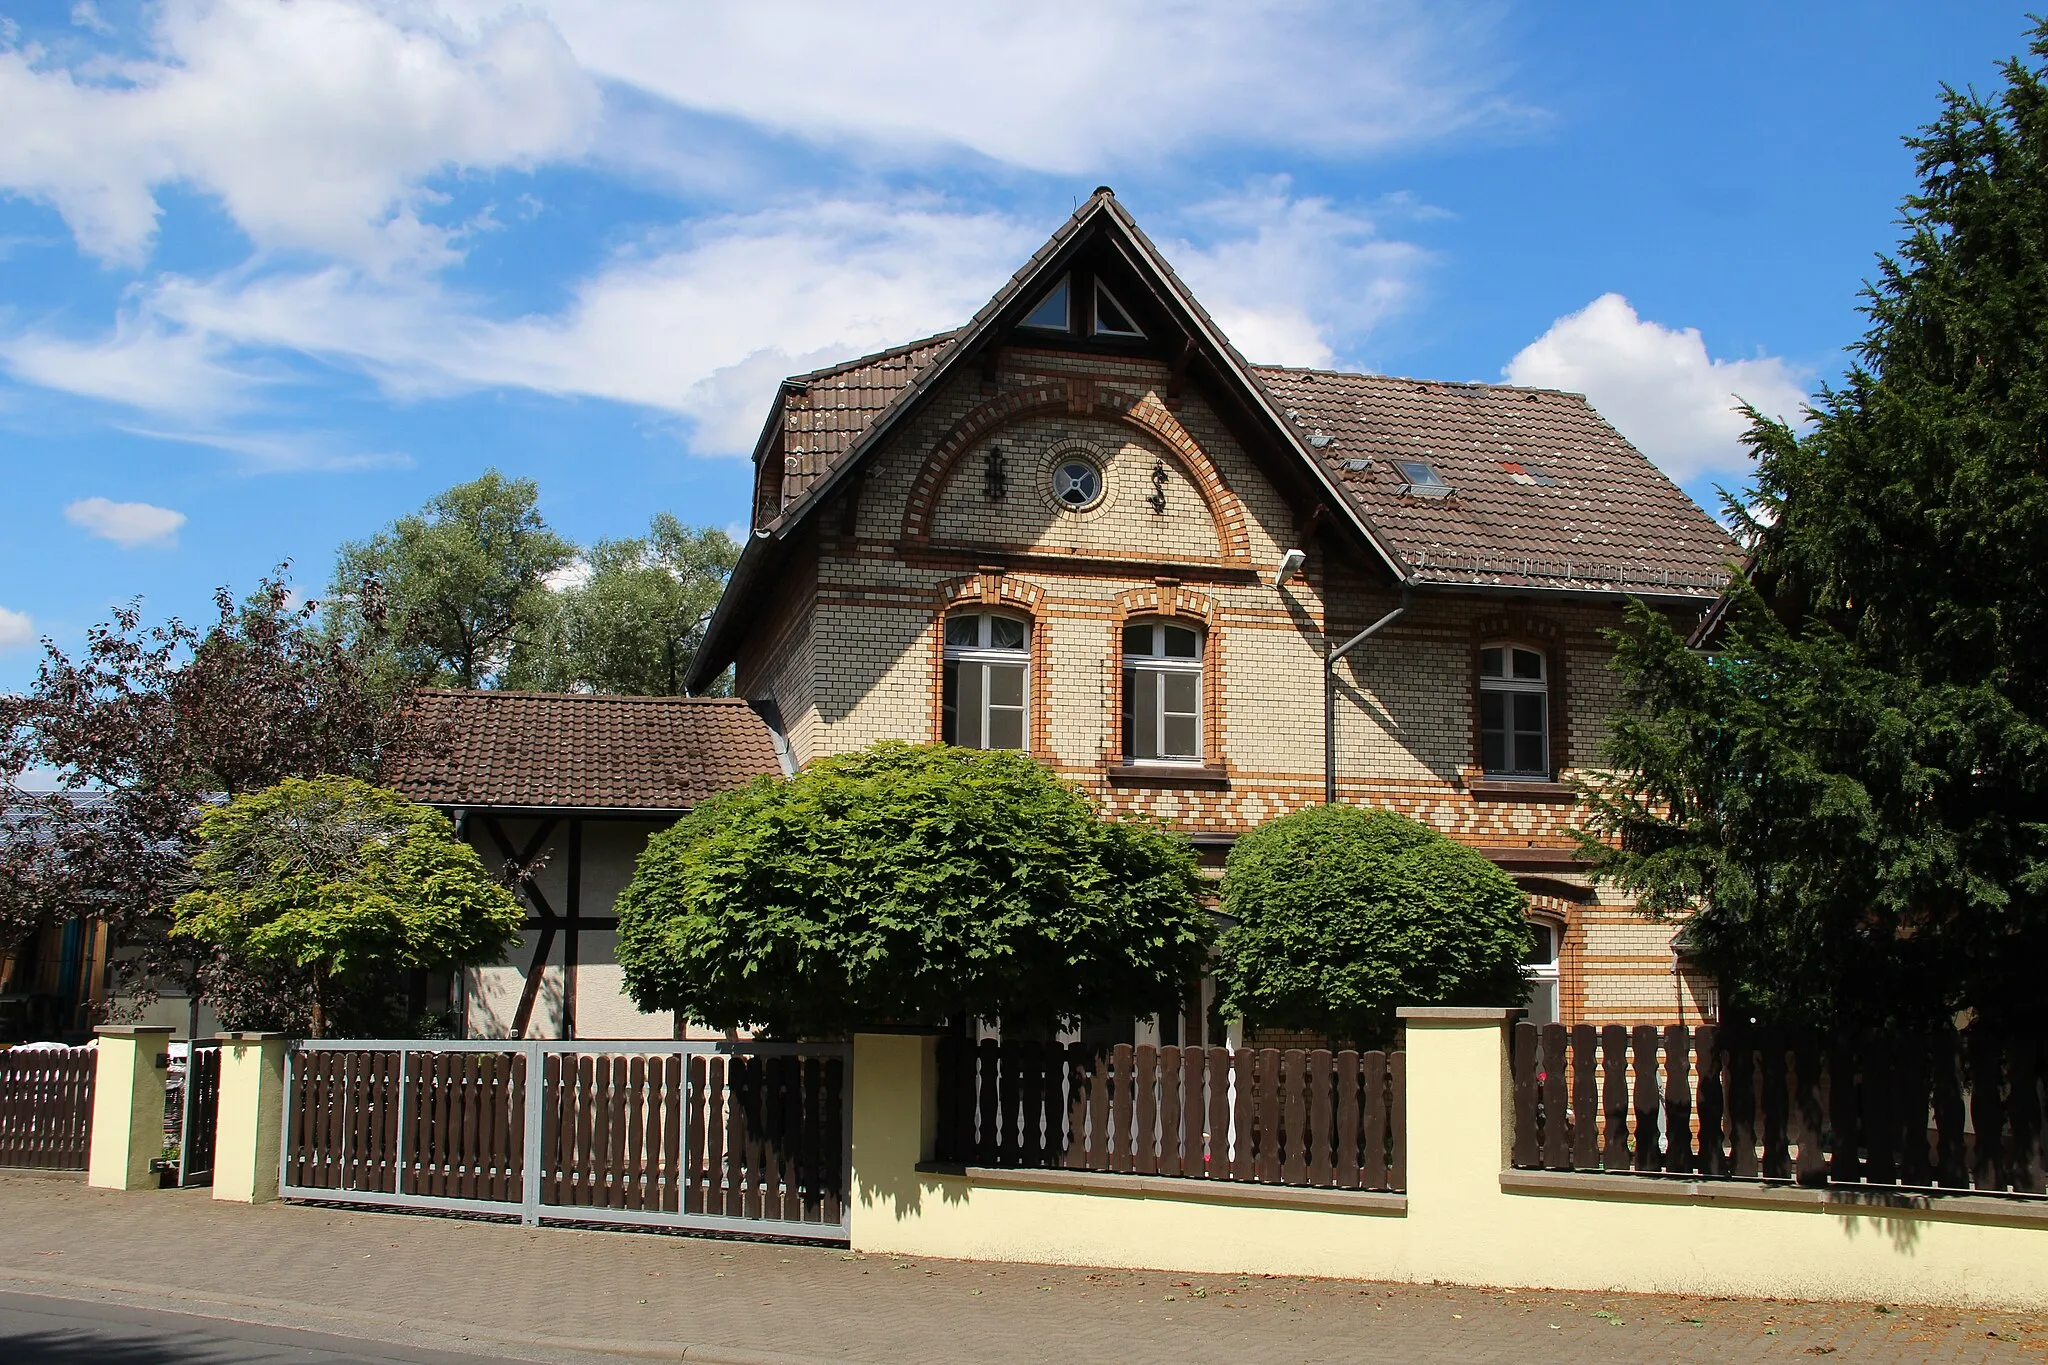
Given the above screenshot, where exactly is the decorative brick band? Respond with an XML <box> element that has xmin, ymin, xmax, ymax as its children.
<box><xmin>900</xmin><ymin>379</ymin><xmax>1252</xmax><ymax>564</ymax></box>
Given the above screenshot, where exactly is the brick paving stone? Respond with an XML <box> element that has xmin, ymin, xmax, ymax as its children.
<box><xmin>2</xmin><ymin>1174</ymin><xmax>2044</xmax><ymax>1364</ymax></box>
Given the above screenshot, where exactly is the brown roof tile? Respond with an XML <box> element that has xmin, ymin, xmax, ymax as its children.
<box><xmin>778</xmin><ymin>332</ymin><xmax>958</xmax><ymax>511</ymax></box>
<box><xmin>1253</xmin><ymin>368</ymin><xmax>1738</xmax><ymax>597</ymax></box>
<box><xmin>385</xmin><ymin>690</ymin><xmax>782</xmax><ymax>811</ymax></box>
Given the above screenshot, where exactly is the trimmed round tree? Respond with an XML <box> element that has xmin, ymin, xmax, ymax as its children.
<box><xmin>1214</xmin><ymin>805</ymin><xmax>1532</xmax><ymax>1046</ymax></box>
<box><xmin>171</xmin><ymin>776</ymin><xmax>524</xmax><ymax>1037</ymax></box>
<box><xmin>614</xmin><ymin>742</ymin><xmax>1211</xmax><ymax>1036</ymax></box>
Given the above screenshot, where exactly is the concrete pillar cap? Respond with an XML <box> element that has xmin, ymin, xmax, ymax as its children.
<box><xmin>213</xmin><ymin>1031</ymin><xmax>290</xmax><ymax>1041</ymax></box>
<box><xmin>92</xmin><ymin>1025</ymin><xmax>175</xmax><ymax>1036</ymax></box>
<box><xmin>1394</xmin><ymin>1006</ymin><xmax>1524</xmax><ymax>1022</ymax></box>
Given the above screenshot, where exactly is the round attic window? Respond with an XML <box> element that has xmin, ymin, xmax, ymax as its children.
<box><xmin>1050</xmin><ymin>456</ymin><xmax>1103</xmax><ymax>510</ymax></box>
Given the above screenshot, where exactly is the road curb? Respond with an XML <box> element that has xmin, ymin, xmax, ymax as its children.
<box><xmin>0</xmin><ymin>1269</ymin><xmax>859</xmax><ymax>1365</ymax></box>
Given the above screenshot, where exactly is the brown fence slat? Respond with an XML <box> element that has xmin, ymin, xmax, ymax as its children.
<box><xmin>1759</xmin><ymin>1027</ymin><xmax>1790</xmax><ymax>1181</ymax></box>
<box><xmin>1828</xmin><ymin>1032</ymin><xmax>1861</xmax><ymax>1185</ymax></box>
<box><xmin>1389</xmin><ymin>1049</ymin><xmax>1407</xmax><ymax>1193</ymax></box>
<box><xmin>1361</xmin><ymin>1051</ymin><xmax>1388</xmax><ymax>1191</ymax></box>
<box><xmin>1601</xmin><ymin>1025</ymin><xmax>1629</xmax><ymax>1171</ymax></box>
<box><xmin>1181</xmin><ymin>1048</ymin><xmax>1204</xmax><ymax>1180</ymax></box>
<box><xmin>1569</xmin><ymin>1025</ymin><xmax>1598</xmax><ymax>1169</ymax></box>
<box><xmin>1631</xmin><ymin>1026</ymin><xmax>1661</xmax><ymax>1172</ymax></box>
<box><xmin>1727</xmin><ymin>1029</ymin><xmax>1758</xmax><ymax>1179</ymax></box>
<box><xmin>1512</xmin><ymin>1022</ymin><xmax>1539</xmax><ymax>1167</ymax></box>
<box><xmin>1134</xmin><ymin>1046</ymin><xmax>1159</xmax><ymax>1176</ymax></box>
<box><xmin>1897</xmin><ymin>1033</ymin><xmax>1934</xmax><ymax>1190</ymax></box>
<box><xmin>1931</xmin><ymin>1032</ymin><xmax>1968</xmax><ymax>1188</ymax></box>
<box><xmin>1540</xmin><ymin>1024</ymin><xmax>1570</xmax><ymax>1171</ymax></box>
<box><xmin>1231</xmin><ymin>1049</ymin><xmax>1255</xmax><ymax>1182</ymax></box>
<box><xmin>1206</xmin><ymin>1048</ymin><xmax>1229</xmax><ymax>1181</ymax></box>
<box><xmin>1155</xmin><ymin>1046</ymin><xmax>1180</xmax><ymax>1178</ymax></box>
<box><xmin>1306</xmin><ymin>1049</ymin><xmax>1334</xmax><ymax>1186</ymax></box>
<box><xmin>1110</xmin><ymin>1045</ymin><xmax>1135</xmax><ymax>1174</ymax></box>
<box><xmin>1336</xmin><ymin>1051</ymin><xmax>1361</xmax><ymax>1189</ymax></box>
<box><xmin>1255</xmin><ymin>1049</ymin><xmax>1282</xmax><ymax>1184</ymax></box>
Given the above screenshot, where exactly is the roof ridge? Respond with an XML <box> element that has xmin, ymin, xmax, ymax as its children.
<box><xmin>786</xmin><ymin>330</ymin><xmax>963</xmax><ymax>385</ymax></box>
<box><xmin>1251</xmin><ymin>364</ymin><xmax>1590</xmax><ymax>403</ymax></box>
<box><xmin>412</xmin><ymin>689</ymin><xmax>750</xmax><ymax>705</ymax></box>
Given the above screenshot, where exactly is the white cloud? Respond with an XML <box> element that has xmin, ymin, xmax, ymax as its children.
<box><xmin>1504</xmin><ymin>294</ymin><xmax>1810</xmax><ymax>484</ymax></box>
<box><xmin>0</xmin><ymin>0</ymin><xmax>598</xmax><ymax>269</ymax></box>
<box><xmin>64</xmin><ymin>496</ymin><xmax>188</xmax><ymax>548</ymax></box>
<box><xmin>1167</xmin><ymin>181</ymin><xmax>1432</xmax><ymax>367</ymax></box>
<box><xmin>1</xmin><ymin>310</ymin><xmax>261</xmax><ymax>417</ymax></box>
<box><xmin>7</xmin><ymin>183</ymin><xmax>1437</xmax><ymax>454</ymax></box>
<box><xmin>75</xmin><ymin>198</ymin><xmax>1037</xmax><ymax>453</ymax></box>
<box><xmin>452</xmin><ymin>0</ymin><xmax>1517</xmax><ymax>175</ymax></box>
<box><xmin>0</xmin><ymin>606</ymin><xmax>32</xmax><ymax>650</ymax></box>
<box><xmin>116</xmin><ymin>425</ymin><xmax>413</xmax><ymax>474</ymax></box>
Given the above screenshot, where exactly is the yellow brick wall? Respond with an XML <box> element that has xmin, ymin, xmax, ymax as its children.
<box><xmin>734</xmin><ymin>348</ymin><xmax>1714</xmax><ymax>1027</ymax></box>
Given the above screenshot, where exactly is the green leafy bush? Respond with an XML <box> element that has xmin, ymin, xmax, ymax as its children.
<box><xmin>615</xmin><ymin>742</ymin><xmax>1211</xmax><ymax>1036</ymax></box>
<box><xmin>1214</xmin><ymin>805</ymin><xmax>1531</xmax><ymax>1046</ymax></box>
<box><xmin>171</xmin><ymin>776</ymin><xmax>523</xmax><ymax>1036</ymax></box>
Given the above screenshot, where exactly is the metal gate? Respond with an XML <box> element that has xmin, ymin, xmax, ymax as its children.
<box><xmin>173</xmin><ymin>1041</ymin><xmax>222</xmax><ymax>1187</ymax></box>
<box><xmin>278</xmin><ymin>1040</ymin><xmax>850</xmax><ymax>1240</ymax></box>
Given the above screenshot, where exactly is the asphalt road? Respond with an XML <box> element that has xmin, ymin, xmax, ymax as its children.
<box><xmin>0</xmin><ymin>1292</ymin><xmax>508</xmax><ymax>1364</ymax></box>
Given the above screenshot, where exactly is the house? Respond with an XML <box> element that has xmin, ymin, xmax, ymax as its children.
<box><xmin>383</xmin><ymin>689</ymin><xmax>783</xmax><ymax>1039</ymax></box>
<box><xmin>679</xmin><ymin>188</ymin><xmax>1738</xmax><ymax>1033</ymax></box>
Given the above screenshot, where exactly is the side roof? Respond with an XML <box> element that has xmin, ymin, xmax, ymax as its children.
<box><xmin>384</xmin><ymin>690</ymin><xmax>781</xmax><ymax>813</ymax></box>
<box><xmin>690</xmin><ymin>190</ymin><xmax>1736</xmax><ymax>689</ymax></box>
<box><xmin>1256</xmin><ymin>369</ymin><xmax>1734</xmax><ymax>596</ymax></box>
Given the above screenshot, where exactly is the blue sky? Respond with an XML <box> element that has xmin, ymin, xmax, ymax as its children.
<box><xmin>0</xmin><ymin>1</ymin><xmax>2033</xmax><ymax>690</ymax></box>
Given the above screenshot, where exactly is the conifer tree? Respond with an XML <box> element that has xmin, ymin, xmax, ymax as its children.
<box><xmin>1582</xmin><ymin>26</ymin><xmax>2048</xmax><ymax>1028</ymax></box>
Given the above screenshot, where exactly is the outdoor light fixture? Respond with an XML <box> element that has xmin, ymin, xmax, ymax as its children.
<box><xmin>1274</xmin><ymin>547</ymin><xmax>1306</xmax><ymax>587</ymax></box>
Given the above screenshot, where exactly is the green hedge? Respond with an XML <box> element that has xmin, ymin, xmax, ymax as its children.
<box><xmin>1214</xmin><ymin>804</ymin><xmax>1532</xmax><ymax>1046</ymax></box>
<box><xmin>615</xmin><ymin>742</ymin><xmax>1211</xmax><ymax>1036</ymax></box>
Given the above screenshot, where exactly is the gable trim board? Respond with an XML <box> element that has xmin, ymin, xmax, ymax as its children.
<box><xmin>690</xmin><ymin>188</ymin><xmax>1734</xmax><ymax>693</ymax></box>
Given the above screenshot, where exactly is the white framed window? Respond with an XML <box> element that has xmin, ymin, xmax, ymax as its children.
<box><xmin>1092</xmin><ymin>280</ymin><xmax>1144</xmax><ymax>338</ymax></box>
<box><xmin>1122</xmin><ymin>620</ymin><xmax>1203</xmax><ymax>763</ymax></box>
<box><xmin>1480</xmin><ymin>644</ymin><xmax>1549</xmax><ymax>778</ymax></box>
<box><xmin>943</xmin><ymin>612</ymin><xmax>1030</xmax><ymax>750</ymax></box>
<box><xmin>1526</xmin><ymin>920</ymin><xmax>1562</xmax><ymax>1026</ymax></box>
<box><xmin>1020</xmin><ymin>275</ymin><xmax>1071</xmax><ymax>332</ymax></box>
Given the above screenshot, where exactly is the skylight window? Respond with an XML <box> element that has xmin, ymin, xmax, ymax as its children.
<box><xmin>1021</xmin><ymin>277</ymin><xmax>1071</xmax><ymax>331</ymax></box>
<box><xmin>1394</xmin><ymin>460</ymin><xmax>1452</xmax><ymax>498</ymax></box>
<box><xmin>1092</xmin><ymin>281</ymin><xmax>1143</xmax><ymax>338</ymax></box>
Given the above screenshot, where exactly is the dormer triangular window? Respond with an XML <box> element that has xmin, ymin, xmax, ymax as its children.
<box><xmin>1020</xmin><ymin>276</ymin><xmax>1071</xmax><ymax>332</ymax></box>
<box><xmin>1092</xmin><ymin>280</ymin><xmax>1144</xmax><ymax>338</ymax></box>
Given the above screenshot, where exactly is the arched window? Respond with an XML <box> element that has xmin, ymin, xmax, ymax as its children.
<box><xmin>1525</xmin><ymin>920</ymin><xmax>1562</xmax><ymax>1026</ymax></box>
<box><xmin>943</xmin><ymin>612</ymin><xmax>1029</xmax><ymax>750</ymax></box>
<box><xmin>1479</xmin><ymin>644</ymin><xmax>1549</xmax><ymax>778</ymax></box>
<box><xmin>1122</xmin><ymin>620</ymin><xmax>1203</xmax><ymax>763</ymax></box>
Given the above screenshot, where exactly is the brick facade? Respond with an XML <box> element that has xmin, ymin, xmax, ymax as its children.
<box><xmin>732</xmin><ymin>349</ymin><xmax>1712</xmax><ymax>1029</ymax></box>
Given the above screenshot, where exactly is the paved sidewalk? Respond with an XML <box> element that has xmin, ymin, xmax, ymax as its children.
<box><xmin>2</xmin><ymin>1174</ymin><xmax>2044</xmax><ymax>1364</ymax></box>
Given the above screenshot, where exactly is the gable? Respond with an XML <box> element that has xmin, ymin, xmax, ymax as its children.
<box><xmin>693</xmin><ymin>189</ymin><xmax>1737</xmax><ymax>692</ymax></box>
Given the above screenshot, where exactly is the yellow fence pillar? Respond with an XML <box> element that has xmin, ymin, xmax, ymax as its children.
<box><xmin>87</xmin><ymin>1025</ymin><xmax>173</xmax><ymax>1190</ymax></box>
<box><xmin>212</xmin><ymin>1032</ymin><xmax>289</xmax><ymax>1204</ymax></box>
<box><xmin>1395</xmin><ymin>1005</ymin><xmax>1519</xmax><ymax>1282</ymax></box>
<box><xmin>848</xmin><ymin>1031</ymin><xmax>938</xmax><ymax>1251</ymax></box>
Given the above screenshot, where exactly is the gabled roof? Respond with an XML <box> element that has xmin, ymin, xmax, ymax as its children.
<box><xmin>1256</xmin><ymin>369</ymin><xmax>1735</xmax><ymax>597</ymax></box>
<box><xmin>770</xmin><ymin>332</ymin><xmax>959</xmax><ymax>513</ymax></box>
<box><xmin>689</xmin><ymin>190</ymin><xmax>1736</xmax><ymax>690</ymax></box>
<box><xmin>383</xmin><ymin>690</ymin><xmax>780</xmax><ymax>813</ymax></box>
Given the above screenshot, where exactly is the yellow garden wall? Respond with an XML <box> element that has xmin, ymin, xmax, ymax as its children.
<box><xmin>848</xmin><ymin>1017</ymin><xmax>2048</xmax><ymax>1309</ymax></box>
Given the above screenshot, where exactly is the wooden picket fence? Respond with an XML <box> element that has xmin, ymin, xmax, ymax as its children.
<box><xmin>934</xmin><ymin>1039</ymin><xmax>1405</xmax><ymax>1192</ymax></box>
<box><xmin>0</xmin><ymin>1047</ymin><xmax>95</xmax><ymax>1170</ymax></box>
<box><xmin>281</xmin><ymin>1040</ymin><xmax>848</xmax><ymax>1237</ymax></box>
<box><xmin>1513</xmin><ymin>1021</ymin><xmax>2048</xmax><ymax>1194</ymax></box>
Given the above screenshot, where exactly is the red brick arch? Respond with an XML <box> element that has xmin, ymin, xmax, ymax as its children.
<box><xmin>898</xmin><ymin>378</ymin><xmax>1253</xmax><ymax>564</ymax></box>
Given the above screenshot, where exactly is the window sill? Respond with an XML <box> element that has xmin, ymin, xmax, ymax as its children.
<box><xmin>1106</xmin><ymin>764</ymin><xmax>1230</xmax><ymax>790</ymax></box>
<box><xmin>1468</xmin><ymin>780</ymin><xmax>1575</xmax><ymax>803</ymax></box>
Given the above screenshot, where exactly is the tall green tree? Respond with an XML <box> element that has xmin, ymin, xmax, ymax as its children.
<box><xmin>171</xmin><ymin>776</ymin><xmax>522</xmax><ymax>1038</ymax></box>
<box><xmin>1580</xmin><ymin>26</ymin><xmax>2048</xmax><ymax>1029</ymax></box>
<box><xmin>507</xmin><ymin>515</ymin><xmax>738</xmax><ymax>696</ymax></box>
<box><xmin>331</xmin><ymin>471</ymin><xmax>576</xmax><ymax>689</ymax></box>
